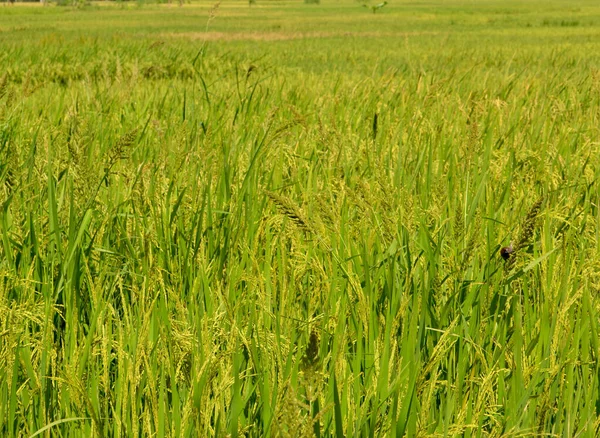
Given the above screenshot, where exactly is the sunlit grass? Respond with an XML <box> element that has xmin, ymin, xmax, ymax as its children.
<box><xmin>1</xmin><ymin>0</ymin><xmax>600</xmax><ymax>436</ymax></box>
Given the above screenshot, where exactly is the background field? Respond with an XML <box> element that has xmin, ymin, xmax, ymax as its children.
<box><xmin>2</xmin><ymin>0</ymin><xmax>600</xmax><ymax>436</ymax></box>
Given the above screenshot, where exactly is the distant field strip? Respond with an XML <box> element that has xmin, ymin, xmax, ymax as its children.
<box><xmin>161</xmin><ymin>30</ymin><xmax>442</xmax><ymax>41</ymax></box>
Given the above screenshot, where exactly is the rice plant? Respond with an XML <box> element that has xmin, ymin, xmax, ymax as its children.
<box><xmin>1</xmin><ymin>0</ymin><xmax>600</xmax><ymax>436</ymax></box>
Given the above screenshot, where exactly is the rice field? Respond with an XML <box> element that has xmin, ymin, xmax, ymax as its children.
<box><xmin>2</xmin><ymin>0</ymin><xmax>600</xmax><ymax>436</ymax></box>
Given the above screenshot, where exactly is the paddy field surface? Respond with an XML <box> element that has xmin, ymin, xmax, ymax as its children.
<box><xmin>1</xmin><ymin>0</ymin><xmax>600</xmax><ymax>436</ymax></box>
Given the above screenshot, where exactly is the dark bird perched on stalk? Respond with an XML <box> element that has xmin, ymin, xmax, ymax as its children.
<box><xmin>500</xmin><ymin>242</ymin><xmax>514</xmax><ymax>260</ymax></box>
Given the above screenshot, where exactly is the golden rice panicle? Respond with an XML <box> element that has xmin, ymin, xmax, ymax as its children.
<box><xmin>265</xmin><ymin>190</ymin><xmax>315</xmax><ymax>235</ymax></box>
<box><xmin>516</xmin><ymin>197</ymin><xmax>543</xmax><ymax>252</ymax></box>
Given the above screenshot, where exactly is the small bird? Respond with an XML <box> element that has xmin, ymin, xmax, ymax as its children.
<box><xmin>363</xmin><ymin>1</ymin><xmax>388</xmax><ymax>13</ymax></box>
<box><xmin>500</xmin><ymin>242</ymin><xmax>514</xmax><ymax>260</ymax></box>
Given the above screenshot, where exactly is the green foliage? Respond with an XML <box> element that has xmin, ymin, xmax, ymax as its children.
<box><xmin>1</xmin><ymin>0</ymin><xmax>600</xmax><ymax>436</ymax></box>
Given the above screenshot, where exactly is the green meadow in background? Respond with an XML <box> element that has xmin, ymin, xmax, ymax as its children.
<box><xmin>1</xmin><ymin>0</ymin><xmax>600</xmax><ymax>436</ymax></box>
